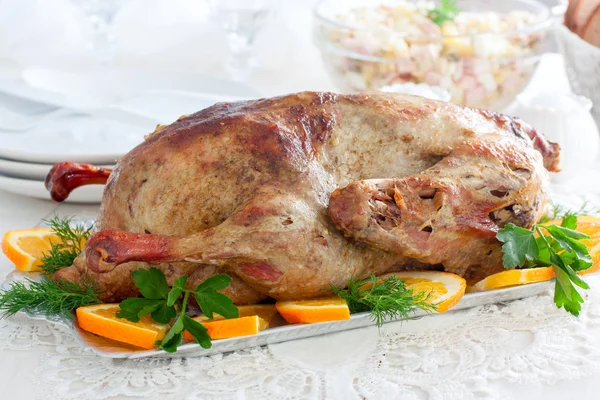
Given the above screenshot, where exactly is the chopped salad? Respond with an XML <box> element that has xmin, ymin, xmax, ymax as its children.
<box><xmin>316</xmin><ymin>1</ymin><xmax>546</xmax><ymax>110</ymax></box>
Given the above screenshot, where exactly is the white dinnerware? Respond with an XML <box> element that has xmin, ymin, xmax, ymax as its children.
<box><xmin>0</xmin><ymin>174</ymin><xmax>104</xmax><ymax>203</ymax></box>
<box><xmin>507</xmin><ymin>92</ymin><xmax>600</xmax><ymax>182</ymax></box>
<box><xmin>0</xmin><ymin>115</ymin><xmax>146</xmax><ymax>164</ymax></box>
<box><xmin>0</xmin><ymin>158</ymin><xmax>113</xmax><ymax>181</ymax></box>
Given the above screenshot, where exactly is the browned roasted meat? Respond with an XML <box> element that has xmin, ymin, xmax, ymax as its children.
<box><xmin>48</xmin><ymin>92</ymin><xmax>559</xmax><ymax>303</ymax></box>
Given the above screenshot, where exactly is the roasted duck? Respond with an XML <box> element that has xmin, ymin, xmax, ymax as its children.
<box><xmin>46</xmin><ymin>92</ymin><xmax>559</xmax><ymax>304</ymax></box>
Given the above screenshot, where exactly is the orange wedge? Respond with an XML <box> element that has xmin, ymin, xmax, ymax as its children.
<box><xmin>546</xmin><ymin>216</ymin><xmax>600</xmax><ymax>276</ymax></box>
<box><xmin>276</xmin><ymin>297</ymin><xmax>350</xmax><ymax>324</ymax></box>
<box><xmin>193</xmin><ymin>304</ymin><xmax>279</xmax><ymax>326</ymax></box>
<box><xmin>377</xmin><ymin>271</ymin><xmax>467</xmax><ymax>313</ymax></box>
<box><xmin>235</xmin><ymin>304</ymin><xmax>279</xmax><ymax>325</ymax></box>
<box><xmin>545</xmin><ymin>216</ymin><xmax>600</xmax><ymax>238</ymax></box>
<box><xmin>76</xmin><ymin>304</ymin><xmax>168</xmax><ymax>350</ymax></box>
<box><xmin>1</xmin><ymin>228</ymin><xmax>62</xmax><ymax>272</ymax></box>
<box><xmin>471</xmin><ymin>216</ymin><xmax>600</xmax><ymax>292</ymax></box>
<box><xmin>183</xmin><ymin>315</ymin><xmax>268</xmax><ymax>341</ymax></box>
<box><xmin>470</xmin><ymin>266</ymin><xmax>555</xmax><ymax>292</ymax></box>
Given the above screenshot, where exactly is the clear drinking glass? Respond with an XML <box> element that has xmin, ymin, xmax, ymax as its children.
<box><xmin>71</xmin><ymin>0</ymin><xmax>128</xmax><ymax>63</ymax></box>
<box><xmin>209</xmin><ymin>0</ymin><xmax>279</xmax><ymax>81</ymax></box>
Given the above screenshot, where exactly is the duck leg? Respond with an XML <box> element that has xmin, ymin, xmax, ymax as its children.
<box><xmin>83</xmin><ymin>188</ymin><xmax>394</xmax><ymax>299</ymax></box>
<box><xmin>328</xmin><ymin>138</ymin><xmax>548</xmax><ymax>280</ymax></box>
<box><xmin>45</xmin><ymin>162</ymin><xmax>112</xmax><ymax>202</ymax></box>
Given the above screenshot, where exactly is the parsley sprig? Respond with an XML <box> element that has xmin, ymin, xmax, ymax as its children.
<box><xmin>332</xmin><ymin>274</ymin><xmax>437</xmax><ymax>327</ymax></box>
<box><xmin>428</xmin><ymin>0</ymin><xmax>459</xmax><ymax>26</ymax></box>
<box><xmin>117</xmin><ymin>268</ymin><xmax>239</xmax><ymax>352</ymax></box>
<box><xmin>40</xmin><ymin>216</ymin><xmax>92</xmax><ymax>275</ymax></box>
<box><xmin>497</xmin><ymin>215</ymin><xmax>592</xmax><ymax>316</ymax></box>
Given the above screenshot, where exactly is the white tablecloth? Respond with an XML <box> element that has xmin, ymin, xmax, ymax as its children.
<box><xmin>2</xmin><ymin>186</ymin><xmax>600</xmax><ymax>400</ymax></box>
<box><xmin>1</xmin><ymin>1</ymin><xmax>600</xmax><ymax>399</ymax></box>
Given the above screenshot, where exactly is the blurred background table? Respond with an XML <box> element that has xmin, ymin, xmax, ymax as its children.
<box><xmin>0</xmin><ymin>0</ymin><xmax>336</xmax><ymax>95</ymax></box>
<box><xmin>1</xmin><ymin>0</ymin><xmax>600</xmax><ymax>399</ymax></box>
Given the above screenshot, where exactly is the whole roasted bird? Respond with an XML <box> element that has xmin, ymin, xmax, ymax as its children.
<box><xmin>46</xmin><ymin>92</ymin><xmax>559</xmax><ymax>304</ymax></box>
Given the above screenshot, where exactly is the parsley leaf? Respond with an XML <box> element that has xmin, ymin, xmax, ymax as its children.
<box><xmin>167</xmin><ymin>276</ymin><xmax>187</xmax><ymax>307</ymax></box>
<box><xmin>161</xmin><ymin>313</ymin><xmax>184</xmax><ymax>353</ymax></box>
<box><xmin>195</xmin><ymin>274</ymin><xmax>232</xmax><ymax>292</ymax></box>
<box><xmin>117</xmin><ymin>298</ymin><xmax>163</xmax><ymax>322</ymax></box>
<box><xmin>496</xmin><ymin>224</ymin><xmax>538</xmax><ymax>267</ymax></box>
<box><xmin>131</xmin><ymin>268</ymin><xmax>169</xmax><ymax>300</ymax></box>
<box><xmin>497</xmin><ymin>216</ymin><xmax>593</xmax><ymax>316</ymax></box>
<box><xmin>118</xmin><ymin>269</ymin><xmax>238</xmax><ymax>352</ymax></box>
<box><xmin>182</xmin><ymin>315</ymin><xmax>212</xmax><ymax>349</ymax></box>
<box><xmin>428</xmin><ymin>0</ymin><xmax>459</xmax><ymax>26</ymax></box>
<box><xmin>544</xmin><ymin>225</ymin><xmax>592</xmax><ymax>267</ymax></box>
<box><xmin>195</xmin><ymin>275</ymin><xmax>239</xmax><ymax>319</ymax></box>
<box><xmin>561</xmin><ymin>214</ymin><xmax>578</xmax><ymax>229</ymax></box>
<box><xmin>151</xmin><ymin>303</ymin><xmax>177</xmax><ymax>324</ymax></box>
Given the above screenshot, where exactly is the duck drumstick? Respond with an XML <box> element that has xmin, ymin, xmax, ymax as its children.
<box><xmin>45</xmin><ymin>162</ymin><xmax>112</xmax><ymax>202</ymax></box>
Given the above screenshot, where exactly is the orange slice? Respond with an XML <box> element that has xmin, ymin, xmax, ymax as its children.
<box><xmin>1</xmin><ymin>228</ymin><xmax>61</xmax><ymax>272</ymax></box>
<box><xmin>470</xmin><ymin>266</ymin><xmax>555</xmax><ymax>292</ymax></box>
<box><xmin>76</xmin><ymin>304</ymin><xmax>168</xmax><ymax>350</ymax></box>
<box><xmin>546</xmin><ymin>216</ymin><xmax>600</xmax><ymax>276</ymax></box>
<box><xmin>545</xmin><ymin>216</ymin><xmax>600</xmax><ymax>238</ymax></box>
<box><xmin>573</xmin><ymin>216</ymin><xmax>600</xmax><ymax>276</ymax></box>
<box><xmin>275</xmin><ymin>297</ymin><xmax>350</xmax><ymax>324</ymax></box>
<box><xmin>471</xmin><ymin>216</ymin><xmax>600</xmax><ymax>291</ymax></box>
<box><xmin>377</xmin><ymin>271</ymin><xmax>467</xmax><ymax>313</ymax></box>
<box><xmin>183</xmin><ymin>315</ymin><xmax>268</xmax><ymax>341</ymax></box>
<box><xmin>193</xmin><ymin>304</ymin><xmax>279</xmax><ymax>326</ymax></box>
<box><xmin>235</xmin><ymin>304</ymin><xmax>279</xmax><ymax>325</ymax></box>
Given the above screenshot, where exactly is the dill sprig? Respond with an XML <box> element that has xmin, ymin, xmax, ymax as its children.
<box><xmin>0</xmin><ymin>277</ymin><xmax>100</xmax><ymax>319</ymax></box>
<box><xmin>40</xmin><ymin>216</ymin><xmax>93</xmax><ymax>275</ymax></box>
<box><xmin>538</xmin><ymin>202</ymin><xmax>600</xmax><ymax>224</ymax></box>
<box><xmin>331</xmin><ymin>275</ymin><xmax>437</xmax><ymax>327</ymax></box>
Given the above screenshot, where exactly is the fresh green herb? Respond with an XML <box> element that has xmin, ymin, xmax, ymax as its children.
<box><xmin>428</xmin><ymin>0</ymin><xmax>459</xmax><ymax>26</ymax></box>
<box><xmin>40</xmin><ymin>216</ymin><xmax>93</xmax><ymax>275</ymax></box>
<box><xmin>117</xmin><ymin>268</ymin><xmax>239</xmax><ymax>353</ymax></box>
<box><xmin>538</xmin><ymin>202</ymin><xmax>600</xmax><ymax>224</ymax></box>
<box><xmin>0</xmin><ymin>276</ymin><xmax>100</xmax><ymax>319</ymax></box>
<box><xmin>331</xmin><ymin>274</ymin><xmax>437</xmax><ymax>327</ymax></box>
<box><xmin>497</xmin><ymin>216</ymin><xmax>592</xmax><ymax>316</ymax></box>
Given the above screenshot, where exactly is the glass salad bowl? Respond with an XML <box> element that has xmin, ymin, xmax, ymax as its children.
<box><xmin>313</xmin><ymin>0</ymin><xmax>555</xmax><ymax>111</ymax></box>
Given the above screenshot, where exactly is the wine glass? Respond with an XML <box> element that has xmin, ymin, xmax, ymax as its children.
<box><xmin>71</xmin><ymin>0</ymin><xmax>129</xmax><ymax>63</ymax></box>
<box><xmin>209</xmin><ymin>0</ymin><xmax>279</xmax><ymax>81</ymax></box>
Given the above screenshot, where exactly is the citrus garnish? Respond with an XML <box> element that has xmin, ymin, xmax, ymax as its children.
<box><xmin>471</xmin><ymin>216</ymin><xmax>600</xmax><ymax>292</ymax></box>
<box><xmin>469</xmin><ymin>266</ymin><xmax>555</xmax><ymax>292</ymax></box>
<box><xmin>1</xmin><ymin>228</ymin><xmax>61</xmax><ymax>272</ymax></box>
<box><xmin>183</xmin><ymin>314</ymin><xmax>268</xmax><ymax>341</ymax></box>
<box><xmin>547</xmin><ymin>216</ymin><xmax>600</xmax><ymax>276</ymax></box>
<box><xmin>275</xmin><ymin>296</ymin><xmax>350</xmax><ymax>324</ymax></box>
<box><xmin>376</xmin><ymin>271</ymin><xmax>466</xmax><ymax>313</ymax></box>
<box><xmin>193</xmin><ymin>304</ymin><xmax>278</xmax><ymax>326</ymax></box>
<box><xmin>76</xmin><ymin>304</ymin><xmax>168</xmax><ymax>349</ymax></box>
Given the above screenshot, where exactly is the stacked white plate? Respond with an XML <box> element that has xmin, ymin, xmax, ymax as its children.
<box><xmin>0</xmin><ymin>68</ymin><xmax>262</xmax><ymax>203</ymax></box>
<box><xmin>0</xmin><ymin>116</ymin><xmax>144</xmax><ymax>203</ymax></box>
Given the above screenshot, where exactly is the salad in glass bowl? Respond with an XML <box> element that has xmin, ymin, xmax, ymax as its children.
<box><xmin>313</xmin><ymin>0</ymin><xmax>554</xmax><ymax>110</ymax></box>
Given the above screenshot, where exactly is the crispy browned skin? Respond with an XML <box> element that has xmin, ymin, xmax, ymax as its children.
<box><xmin>52</xmin><ymin>92</ymin><xmax>559</xmax><ymax>303</ymax></box>
<box><xmin>45</xmin><ymin>162</ymin><xmax>112</xmax><ymax>202</ymax></box>
<box><xmin>328</xmin><ymin>135</ymin><xmax>548</xmax><ymax>279</ymax></box>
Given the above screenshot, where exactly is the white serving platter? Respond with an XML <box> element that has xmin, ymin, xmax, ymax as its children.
<box><xmin>3</xmin><ymin>269</ymin><xmax>561</xmax><ymax>359</ymax></box>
